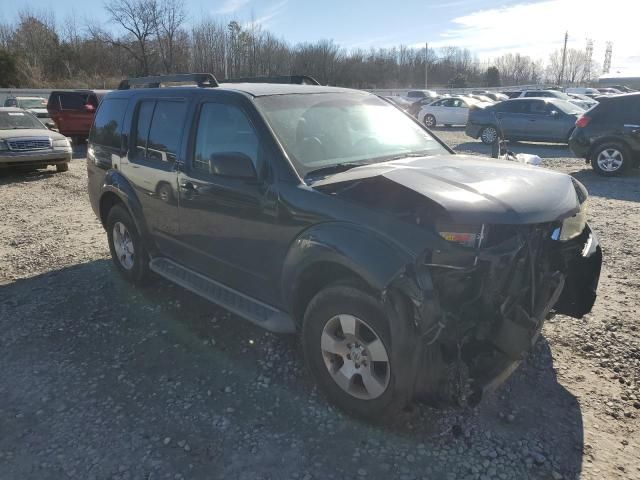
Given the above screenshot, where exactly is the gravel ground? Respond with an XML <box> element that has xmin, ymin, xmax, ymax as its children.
<box><xmin>1</xmin><ymin>134</ymin><xmax>639</xmax><ymax>480</ymax></box>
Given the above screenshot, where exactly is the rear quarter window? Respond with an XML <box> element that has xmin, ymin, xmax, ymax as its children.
<box><xmin>89</xmin><ymin>98</ymin><xmax>129</xmax><ymax>149</ymax></box>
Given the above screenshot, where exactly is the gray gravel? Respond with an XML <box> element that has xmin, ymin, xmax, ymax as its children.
<box><xmin>1</xmin><ymin>135</ymin><xmax>639</xmax><ymax>480</ymax></box>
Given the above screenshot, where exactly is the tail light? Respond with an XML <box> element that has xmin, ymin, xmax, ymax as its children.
<box><xmin>575</xmin><ymin>116</ymin><xmax>591</xmax><ymax>128</ymax></box>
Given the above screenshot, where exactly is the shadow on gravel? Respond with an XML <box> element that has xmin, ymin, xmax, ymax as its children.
<box><xmin>0</xmin><ymin>167</ymin><xmax>58</xmax><ymax>185</ymax></box>
<box><xmin>569</xmin><ymin>168</ymin><xmax>640</xmax><ymax>203</ymax></box>
<box><xmin>454</xmin><ymin>140</ymin><xmax>575</xmax><ymax>159</ymax></box>
<box><xmin>0</xmin><ymin>260</ymin><xmax>584</xmax><ymax>480</ymax></box>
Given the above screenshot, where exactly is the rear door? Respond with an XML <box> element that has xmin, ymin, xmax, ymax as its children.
<box><xmin>494</xmin><ymin>100</ymin><xmax>528</xmax><ymax>138</ymax></box>
<box><xmin>120</xmin><ymin>96</ymin><xmax>189</xmax><ymax>257</ymax></box>
<box><xmin>58</xmin><ymin>92</ymin><xmax>92</xmax><ymax>136</ymax></box>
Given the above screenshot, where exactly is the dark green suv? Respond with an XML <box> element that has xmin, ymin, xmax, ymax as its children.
<box><xmin>87</xmin><ymin>74</ymin><xmax>602</xmax><ymax>419</ymax></box>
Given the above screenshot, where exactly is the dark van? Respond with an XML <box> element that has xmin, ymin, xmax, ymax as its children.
<box><xmin>47</xmin><ymin>90</ymin><xmax>109</xmax><ymax>140</ymax></box>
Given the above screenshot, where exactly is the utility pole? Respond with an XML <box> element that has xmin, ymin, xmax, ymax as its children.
<box><xmin>559</xmin><ymin>31</ymin><xmax>568</xmax><ymax>85</ymax></box>
<box><xmin>425</xmin><ymin>42</ymin><xmax>428</xmax><ymax>89</ymax></box>
<box><xmin>603</xmin><ymin>42</ymin><xmax>613</xmax><ymax>74</ymax></box>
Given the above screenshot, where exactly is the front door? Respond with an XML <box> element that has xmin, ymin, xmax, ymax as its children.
<box><xmin>521</xmin><ymin>100</ymin><xmax>560</xmax><ymax>141</ymax></box>
<box><xmin>119</xmin><ymin>97</ymin><xmax>187</xmax><ymax>258</ymax></box>
<box><xmin>176</xmin><ymin>99</ymin><xmax>281</xmax><ymax>304</ymax></box>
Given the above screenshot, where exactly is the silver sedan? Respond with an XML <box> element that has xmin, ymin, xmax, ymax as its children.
<box><xmin>0</xmin><ymin>107</ymin><xmax>72</xmax><ymax>172</ymax></box>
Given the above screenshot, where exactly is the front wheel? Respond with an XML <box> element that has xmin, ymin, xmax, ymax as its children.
<box><xmin>302</xmin><ymin>284</ymin><xmax>408</xmax><ymax>419</ymax></box>
<box><xmin>56</xmin><ymin>162</ymin><xmax>69</xmax><ymax>173</ymax></box>
<box><xmin>480</xmin><ymin>126</ymin><xmax>499</xmax><ymax>145</ymax></box>
<box><xmin>423</xmin><ymin>114</ymin><xmax>436</xmax><ymax>128</ymax></box>
<box><xmin>106</xmin><ymin>204</ymin><xmax>150</xmax><ymax>284</ymax></box>
<box><xmin>591</xmin><ymin>142</ymin><xmax>630</xmax><ymax>176</ymax></box>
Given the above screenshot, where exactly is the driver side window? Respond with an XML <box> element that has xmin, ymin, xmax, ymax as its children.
<box><xmin>193</xmin><ymin>103</ymin><xmax>260</xmax><ymax>175</ymax></box>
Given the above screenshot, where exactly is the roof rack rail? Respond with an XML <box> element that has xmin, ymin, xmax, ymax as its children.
<box><xmin>118</xmin><ymin>73</ymin><xmax>219</xmax><ymax>90</ymax></box>
<box><xmin>223</xmin><ymin>75</ymin><xmax>320</xmax><ymax>86</ymax></box>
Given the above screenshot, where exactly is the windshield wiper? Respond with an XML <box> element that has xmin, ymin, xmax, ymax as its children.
<box><xmin>385</xmin><ymin>152</ymin><xmax>429</xmax><ymax>161</ymax></box>
<box><xmin>304</xmin><ymin>162</ymin><xmax>368</xmax><ymax>181</ymax></box>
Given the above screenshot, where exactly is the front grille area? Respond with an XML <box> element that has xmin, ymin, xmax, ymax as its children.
<box><xmin>7</xmin><ymin>138</ymin><xmax>51</xmax><ymax>151</ymax></box>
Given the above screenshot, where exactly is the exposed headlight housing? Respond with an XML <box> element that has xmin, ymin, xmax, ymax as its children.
<box><xmin>0</xmin><ymin>140</ymin><xmax>7</xmax><ymax>151</ymax></box>
<box><xmin>52</xmin><ymin>138</ymin><xmax>71</xmax><ymax>149</ymax></box>
<box><xmin>553</xmin><ymin>201</ymin><xmax>588</xmax><ymax>241</ymax></box>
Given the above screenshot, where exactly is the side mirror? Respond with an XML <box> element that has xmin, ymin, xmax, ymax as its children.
<box><xmin>83</xmin><ymin>104</ymin><xmax>95</xmax><ymax>112</ymax></box>
<box><xmin>46</xmin><ymin>124</ymin><xmax>59</xmax><ymax>132</ymax></box>
<box><xmin>209</xmin><ymin>152</ymin><xmax>257</xmax><ymax>180</ymax></box>
<box><xmin>550</xmin><ymin>110</ymin><xmax>559</xmax><ymax>117</ymax></box>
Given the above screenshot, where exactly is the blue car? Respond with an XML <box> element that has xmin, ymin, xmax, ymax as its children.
<box><xmin>466</xmin><ymin>98</ymin><xmax>585</xmax><ymax>145</ymax></box>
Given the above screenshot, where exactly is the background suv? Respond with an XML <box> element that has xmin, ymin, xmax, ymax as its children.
<box><xmin>47</xmin><ymin>90</ymin><xmax>108</xmax><ymax>141</ymax></box>
<box><xmin>569</xmin><ymin>92</ymin><xmax>640</xmax><ymax>175</ymax></box>
<box><xmin>88</xmin><ymin>74</ymin><xmax>601</xmax><ymax>419</ymax></box>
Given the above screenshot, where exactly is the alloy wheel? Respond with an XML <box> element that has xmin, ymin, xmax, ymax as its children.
<box><xmin>596</xmin><ymin>148</ymin><xmax>623</xmax><ymax>172</ymax></box>
<box><xmin>112</xmin><ymin>221</ymin><xmax>135</xmax><ymax>270</ymax></box>
<box><xmin>320</xmin><ymin>314</ymin><xmax>390</xmax><ymax>400</ymax></box>
<box><xmin>481</xmin><ymin>127</ymin><xmax>498</xmax><ymax>144</ymax></box>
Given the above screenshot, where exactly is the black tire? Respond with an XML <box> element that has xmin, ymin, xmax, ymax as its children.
<box><xmin>480</xmin><ymin>126</ymin><xmax>499</xmax><ymax>145</ymax></box>
<box><xmin>56</xmin><ymin>162</ymin><xmax>69</xmax><ymax>173</ymax></box>
<box><xmin>423</xmin><ymin>114</ymin><xmax>436</xmax><ymax>128</ymax></box>
<box><xmin>590</xmin><ymin>142</ymin><xmax>631</xmax><ymax>176</ymax></box>
<box><xmin>106</xmin><ymin>204</ymin><xmax>150</xmax><ymax>284</ymax></box>
<box><xmin>302</xmin><ymin>283</ymin><xmax>411</xmax><ymax>420</ymax></box>
<box><xmin>156</xmin><ymin>182</ymin><xmax>174</xmax><ymax>204</ymax></box>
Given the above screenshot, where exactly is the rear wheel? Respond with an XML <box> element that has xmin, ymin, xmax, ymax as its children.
<box><xmin>480</xmin><ymin>126</ymin><xmax>499</xmax><ymax>145</ymax></box>
<box><xmin>106</xmin><ymin>204</ymin><xmax>150</xmax><ymax>284</ymax></box>
<box><xmin>591</xmin><ymin>142</ymin><xmax>630</xmax><ymax>176</ymax></box>
<box><xmin>423</xmin><ymin>114</ymin><xmax>436</xmax><ymax>128</ymax></box>
<box><xmin>302</xmin><ymin>284</ymin><xmax>408</xmax><ymax>419</ymax></box>
<box><xmin>56</xmin><ymin>162</ymin><xmax>69</xmax><ymax>173</ymax></box>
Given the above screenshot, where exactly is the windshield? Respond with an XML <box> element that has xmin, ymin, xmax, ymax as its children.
<box><xmin>18</xmin><ymin>98</ymin><xmax>46</xmax><ymax>109</ymax></box>
<box><xmin>0</xmin><ymin>111</ymin><xmax>46</xmax><ymax>130</ymax></box>
<box><xmin>255</xmin><ymin>93</ymin><xmax>448</xmax><ymax>177</ymax></box>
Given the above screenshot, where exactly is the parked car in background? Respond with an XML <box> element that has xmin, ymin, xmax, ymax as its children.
<box><xmin>567</xmin><ymin>93</ymin><xmax>599</xmax><ymax>104</ymax></box>
<box><xmin>466</xmin><ymin>98</ymin><xmax>583</xmax><ymax>144</ymax></box>
<box><xmin>515</xmin><ymin>89</ymin><xmax>593</xmax><ymax>110</ymax></box>
<box><xmin>472</xmin><ymin>90</ymin><xmax>508</xmax><ymax>102</ymax></box>
<box><xmin>87</xmin><ymin>73</ymin><xmax>601</xmax><ymax>419</ymax></box>
<box><xmin>3</xmin><ymin>96</ymin><xmax>56</xmax><ymax>129</ymax></box>
<box><xmin>596</xmin><ymin>87</ymin><xmax>623</xmax><ymax>95</ymax></box>
<box><xmin>565</xmin><ymin>87</ymin><xmax>601</xmax><ymax>98</ymax></box>
<box><xmin>569</xmin><ymin>92</ymin><xmax>640</xmax><ymax>176</ymax></box>
<box><xmin>0</xmin><ymin>107</ymin><xmax>72</xmax><ymax>172</ymax></box>
<box><xmin>607</xmin><ymin>85</ymin><xmax>636</xmax><ymax>93</ymax></box>
<box><xmin>47</xmin><ymin>90</ymin><xmax>108</xmax><ymax>141</ymax></box>
<box><xmin>404</xmin><ymin>89</ymin><xmax>439</xmax><ymax>102</ymax></box>
<box><xmin>502</xmin><ymin>91</ymin><xmax>522</xmax><ymax>99</ymax></box>
<box><xmin>418</xmin><ymin>96</ymin><xmax>491</xmax><ymax>127</ymax></box>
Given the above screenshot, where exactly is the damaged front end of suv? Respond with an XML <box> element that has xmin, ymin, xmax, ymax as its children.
<box><xmin>313</xmin><ymin>156</ymin><xmax>602</xmax><ymax>408</ymax></box>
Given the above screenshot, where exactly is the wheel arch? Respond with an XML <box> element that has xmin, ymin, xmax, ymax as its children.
<box><xmin>98</xmin><ymin>171</ymin><xmax>157</xmax><ymax>254</ymax></box>
<box><xmin>588</xmin><ymin>136</ymin><xmax>633</xmax><ymax>159</ymax></box>
<box><xmin>281</xmin><ymin>223</ymin><xmax>413</xmax><ymax>326</ymax></box>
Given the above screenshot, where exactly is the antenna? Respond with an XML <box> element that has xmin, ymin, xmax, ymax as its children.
<box><xmin>603</xmin><ymin>42</ymin><xmax>613</xmax><ymax>74</ymax></box>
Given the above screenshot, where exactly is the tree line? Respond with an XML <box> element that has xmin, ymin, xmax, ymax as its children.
<box><xmin>0</xmin><ymin>1</ymin><xmax>600</xmax><ymax>90</ymax></box>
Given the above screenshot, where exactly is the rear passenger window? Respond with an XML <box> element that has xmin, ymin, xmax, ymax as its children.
<box><xmin>133</xmin><ymin>100</ymin><xmax>187</xmax><ymax>163</ymax></box>
<box><xmin>90</xmin><ymin>98</ymin><xmax>128</xmax><ymax>149</ymax></box>
<box><xmin>193</xmin><ymin>103</ymin><xmax>259</xmax><ymax>174</ymax></box>
<box><xmin>59</xmin><ymin>93</ymin><xmax>89</xmax><ymax>110</ymax></box>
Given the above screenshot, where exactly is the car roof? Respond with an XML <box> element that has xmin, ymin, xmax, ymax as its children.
<box><xmin>49</xmin><ymin>89</ymin><xmax>111</xmax><ymax>95</ymax></box>
<box><xmin>107</xmin><ymin>83</ymin><xmax>364</xmax><ymax>98</ymax></box>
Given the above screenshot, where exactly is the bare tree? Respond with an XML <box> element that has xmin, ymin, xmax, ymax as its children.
<box><xmin>154</xmin><ymin>0</ymin><xmax>186</xmax><ymax>73</ymax></box>
<box><xmin>102</xmin><ymin>0</ymin><xmax>160</xmax><ymax>75</ymax></box>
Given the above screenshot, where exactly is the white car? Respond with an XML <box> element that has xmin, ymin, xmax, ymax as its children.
<box><xmin>417</xmin><ymin>96</ymin><xmax>491</xmax><ymax>127</ymax></box>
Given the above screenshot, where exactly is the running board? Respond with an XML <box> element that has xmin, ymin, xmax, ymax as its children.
<box><xmin>149</xmin><ymin>257</ymin><xmax>296</xmax><ymax>334</ymax></box>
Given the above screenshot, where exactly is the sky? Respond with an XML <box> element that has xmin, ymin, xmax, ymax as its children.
<box><xmin>5</xmin><ymin>0</ymin><xmax>639</xmax><ymax>73</ymax></box>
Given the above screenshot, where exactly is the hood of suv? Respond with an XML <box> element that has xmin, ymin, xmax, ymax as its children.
<box><xmin>312</xmin><ymin>154</ymin><xmax>581</xmax><ymax>225</ymax></box>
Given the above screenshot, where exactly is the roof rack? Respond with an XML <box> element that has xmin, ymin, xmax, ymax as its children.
<box><xmin>223</xmin><ymin>75</ymin><xmax>320</xmax><ymax>86</ymax></box>
<box><xmin>118</xmin><ymin>73</ymin><xmax>219</xmax><ymax>90</ymax></box>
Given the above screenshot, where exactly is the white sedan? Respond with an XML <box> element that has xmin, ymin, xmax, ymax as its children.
<box><xmin>417</xmin><ymin>96</ymin><xmax>491</xmax><ymax>128</ymax></box>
